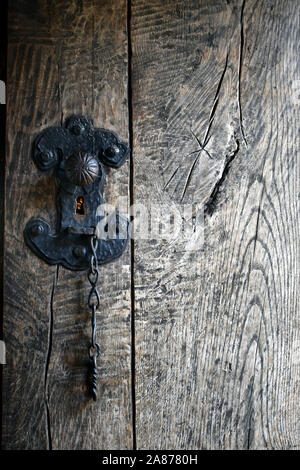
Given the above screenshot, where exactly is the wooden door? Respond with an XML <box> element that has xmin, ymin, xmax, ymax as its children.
<box><xmin>2</xmin><ymin>0</ymin><xmax>299</xmax><ymax>450</ymax></box>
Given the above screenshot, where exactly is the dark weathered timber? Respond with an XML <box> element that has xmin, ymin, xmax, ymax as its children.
<box><xmin>132</xmin><ymin>0</ymin><xmax>300</xmax><ymax>449</ymax></box>
<box><xmin>0</xmin><ymin>0</ymin><xmax>8</xmax><ymax>450</ymax></box>
<box><xmin>3</xmin><ymin>0</ymin><xmax>131</xmax><ymax>449</ymax></box>
<box><xmin>3</xmin><ymin>0</ymin><xmax>300</xmax><ymax>451</ymax></box>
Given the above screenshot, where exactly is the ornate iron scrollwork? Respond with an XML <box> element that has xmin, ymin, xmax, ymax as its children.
<box><xmin>24</xmin><ymin>115</ymin><xmax>129</xmax><ymax>270</ymax></box>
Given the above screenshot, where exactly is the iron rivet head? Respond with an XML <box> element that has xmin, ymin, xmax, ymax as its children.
<box><xmin>65</xmin><ymin>152</ymin><xmax>100</xmax><ymax>186</ymax></box>
<box><xmin>31</xmin><ymin>223</ymin><xmax>44</xmax><ymax>236</ymax></box>
<box><xmin>73</xmin><ymin>246</ymin><xmax>87</xmax><ymax>258</ymax></box>
<box><xmin>105</xmin><ymin>145</ymin><xmax>120</xmax><ymax>158</ymax></box>
<box><xmin>71</xmin><ymin>123</ymin><xmax>85</xmax><ymax>136</ymax></box>
<box><xmin>40</xmin><ymin>151</ymin><xmax>54</xmax><ymax>164</ymax></box>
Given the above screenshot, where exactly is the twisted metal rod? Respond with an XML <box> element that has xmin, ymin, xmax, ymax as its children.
<box><xmin>87</xmin><ymin>235</ymin><xmax>101</xmax><ymax>401</ymax></box>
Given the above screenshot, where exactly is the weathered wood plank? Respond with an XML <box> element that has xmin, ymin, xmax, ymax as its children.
<box><xmin>4</xmin><ymin>0</ymin><xmax>132</xmax><ymax>449</ymax></box>
<box><xmin>132</xmin><ymin>0</ymin><xmax>299</xmax><ymax>449</ymax></box>
<box><xmin>46</xmin><ymin>0</ymin><xmax>132</xmax><ymax>451</ymax></box>
<box><xmin>3</xmin><ymin>0</ymin><xmax>59</xmax><ymax>448</ymax></box>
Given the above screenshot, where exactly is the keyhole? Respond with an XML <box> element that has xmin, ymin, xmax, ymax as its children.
<box><xmin>76</xmin><ymin>196</ymin><xmax>84</xmax><ymax>215</ymax></box>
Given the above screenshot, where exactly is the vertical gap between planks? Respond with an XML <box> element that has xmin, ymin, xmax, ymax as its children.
<box><xmin>127</xmin><ymin>0</ymin><xmax>136</xmax><ymax>451</ymax></box>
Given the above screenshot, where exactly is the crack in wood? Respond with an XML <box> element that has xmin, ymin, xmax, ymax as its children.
<box><xmin>180</xmin><ymin>54</ymin><xmax>229</xmax><ymax>203</ymax></box>
<box><xmin>204</xmin><ymin>137</ymin><xmax>240</xmax><ymax>216</ymax></box>
<box><xmin>163</xmin><ymin>166</ymin><xmax>179</xmax><ymax>190</ymax></box>
<box><xmin>238</xmin><ymin>0</ymin><xmax>248</xmax><ymax>147</ymax></box>
<box><xmin>44</xmin><ymin>265</ymin><xmax>58</xmax><ymax>451</ymax></box>
<box><xmin>252</xmin><ymin>205</ymin><xmax>261</xmax><ymax>258</ymax></box>
<box><xmin>202</xmin><ymin>53</ymin><xmax>229</xmax><ymax>148</ymax></box>
<box><xmin>191</xmin><ymin>128</ymin><xmax>213</xmax><ymax>160</ymax></box>
<box><xmin>180</xmin><ymin>152</ymin><xmax>201</xmax><ymax>202</ymax></box>
<box><xmin>180</xmin><ymin>133</ymin><xmax>213</xmax><ymax>202</ymax></box>
<box><xmin>127</xmin><ymin>0</ymin><xmax>136</xmax><ymax>451</ymax></box>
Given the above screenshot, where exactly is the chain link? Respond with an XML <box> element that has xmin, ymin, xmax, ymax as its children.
<box><xmin>87</xmin><ymin>234</ymin><xmax>101</xmax><ymax>401</ymax></box>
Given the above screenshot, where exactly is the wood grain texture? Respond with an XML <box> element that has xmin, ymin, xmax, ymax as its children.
<box><xmin>3</xmin><ymin>0</ymin><xmax>132</xmax><ymax>449</ymax></box>
<box><xmin>131</xmin><ymin>0</ymin><xmax>300</xmax><ymax>449</ymax></box>
<box><xmin>3</xmin><ymin>0</ymin><xmax>300</xmax><ymax>451</ymax></box>
<box><xmin>3</xmin><ymin>0</ymin><xmax>59</xmax><ymax>447</ymax></box>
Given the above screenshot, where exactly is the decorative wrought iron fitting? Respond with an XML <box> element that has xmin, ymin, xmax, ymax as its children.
<box><xmin>24</xmin><ymin>115</ymin><xmax>129</xmax><ymax>270</ymax></box>
<box><xmin>24</xmin><ymin>115</ymin><xmax>129</xmax><ymax>400</ymax></box>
